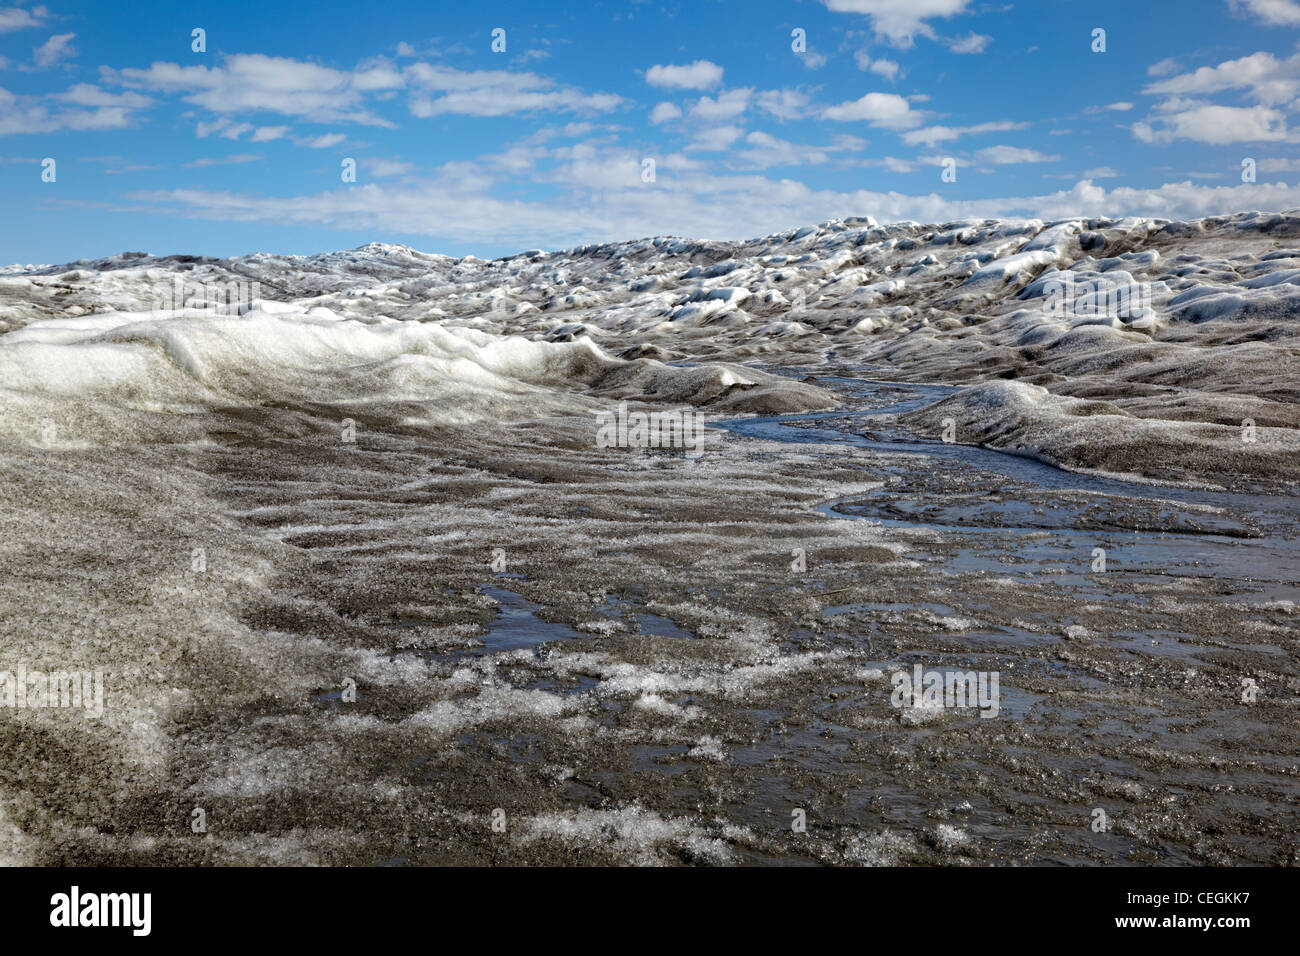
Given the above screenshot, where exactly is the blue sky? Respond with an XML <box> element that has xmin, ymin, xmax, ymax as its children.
<box><xmin>2</xmin><ymin>0</ymin><xmax>1299</xmax><ymax>262</ymax></box>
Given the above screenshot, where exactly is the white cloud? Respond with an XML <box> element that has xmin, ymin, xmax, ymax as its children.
<box><xmin>0</xmin><ymin>6</ymin><xmax>46</xmax><ymax>33</ymax></box>
<box><xmin>1153</xmin><ymin>96</ymin><xmax>1202</xmax><ymax>113</ymax></box>
<box><xmin>729</xmin><ymin>131</ymin><xmax>867</xmax><ymax>169</ymax></box>
<box><xmin>854</xmin><ymin>52</ymin><xmax>900</xmax><ymax>80</ymax></box>
<box><xmin>363</xmin><ymin>157</ymin><xmax>413</xmax><ymax>177</ymax></box>
<box><xmin>56</xmin><ymin>84</ymin><xmax>151</xmax><ymax>109</ymax></box>
<box><xmin>645</xmin><ymin>60</ymin><xmax>723</xmax><ymax>90</ymax></box>
<box><xmin>946</xmin><ymin>32</ymin><xmax>991</xmax><ymax>54</ymax></box>
<box><xmin>1133</xmin><ymin>104</ymin><xmax>1288</xmax><ymax>143</ymax></box>
<box><xmin>1143</xmin><ymin>52</ymin><xmax>1300</xmax><ymax>106</ymax></box>
<box><xmin>1083</xmin><ymin>101</ymin><xmax>1134</xmax><ymax>115</ymax></box>
<box><xmin>649</xmin><ymin>102</ymin><xmax>681</xmax><ymax>124</ymax></box>
<box><xmin>917</xmin><ymin>153</ymin><xmax>969</xmax><ymax>168</ymax></box>
<box><xmin>1082</xmin><ymin>166</ymin><xmax>1120</xmax><ymax>178</ymax></box>
<box><xmin>879</xmin><ymin>155</ymin><xmax>916</xmax><ymax>172</ymax></box>
<box><xmin>756</xmin><ymin>88</ymin><xmax>812</xmax><ymax>121</ymax></box>
<box><xmin>974</xmin><ymin>145</ymin><xmax>1060</xmax><ymax>164</ymax></box>
<box><xmin>32</xmin><ymin>32</ymin><xmax>74</xmax><ymax>68</ymax></box>
<box><xmin>872</xmin><ymin>59</ymin><xmax>900</xmax><ymax>80</ymax></box>
<box><xmin>124</xmin><ymin>151</ymin><xmax>1300</xmax><ymax>253</ymax></box>
<box><xmin>405</xmin><ymin>63</ymin><xmax>622</xmax><ymax>117</ymax></box>
<box><xmin>822</xmin><ymin>91</ymin><xmax>918</xmax><ymax>128</ymax></box>
<box><xmin>251</xmin><ymin>125</ymin><xmax>288</xmax><ymax>142</ymax></box>
<box><xmin>849</xmin><ymin>154</ymin><xmax>922</xmax><ymax>173</ymax></box>
<box><xmin>731</xmin><ymin>131</ymin><xmax>823</xmax><ymax>166</ymax></box>
<box><xmin>688</xmin><ymin>88</ymin><xmax>752</xmax><ymax>122</ymax></box>
<box><xmin>688</xmin><ymin>124</ymin><xmax>744</xmax><ymax>151</ymax></box>
<box><xmin>1227</xmin><ymin>0</ymin><xmax>1300</xmax><ymax>25</ymax></box>
<box><xmin>183</xmin><ymin>154</ymin><xmax>262</xmax><ymax>168</ymax></box>
<box><xmin>352</xmin><ymin>59</ymin><xmax>405</xmax><ymax>91</ymax></box>
<box><xmin>1259</xmin><ymin>157</ymin><xmax>1300</xmax><ymax>171</ymax></box>
<box><xmin>901</xmin><ymin>120</ymin><xmax>1028</xmax><ymax>146</ymax></box>
<box><xmin>822</xmin><ymin>0</ymin><xmax>975</xmax><ymax>47</ymax></box>
<box><xmin>110</xmin><ymin>54</ymin><xmax>401</xmax><ymax>126</ymax></box>
<box><xmin>302</xmin><ymin>132</ymin><xmax>345</xmax><ymax>148</ymax></box>
<box><xmin>195</xmin><ymin>117</ymin><xmax>252</xmax><ymax>139</ymax></box>
<box><xmin>0</xmin><ymin>85</ymin><xmax>141</xmax><ymax>134</ymax></box>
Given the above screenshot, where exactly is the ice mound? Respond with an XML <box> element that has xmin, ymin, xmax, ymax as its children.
<box><xmin>2</xmin><ymin>307</ymin><xmax>599</xmax><ymax>415</ymax></box>
<box><xmin>962</xmin><ymin>249</ymin><xmax>1064</xmax><ymax>289</ymax></box>
<box><xmin>903</xmin><ymin>381</ymin><xmax>1300</xmax><ymax>486</ymax></box>
<box><xmin>0</xmin><ymin>304</ymin><xmax>835</xmax><ymax>443</ymax></box>
<box><xmin>586</xmin><ymin>358</ymin><xmax>832</xmax><ymax>413</ymax></box>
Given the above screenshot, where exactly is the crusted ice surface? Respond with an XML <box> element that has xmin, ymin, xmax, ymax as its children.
<box><xmin>2</xmin><ymin>208</ymin><xmax>1299</xmax><ymax>866</ymax></box>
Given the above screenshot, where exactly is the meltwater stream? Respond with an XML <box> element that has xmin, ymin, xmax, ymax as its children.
<box><xmin>716</xmin><ymin>379</ymin><xmax>1300</xmax><ymax>604</ymax></box>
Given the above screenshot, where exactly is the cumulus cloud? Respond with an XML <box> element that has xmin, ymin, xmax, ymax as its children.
<box><xmin>1227</xmin><ymin>0</ymin><xmax>1300</xmax><ymax>25</ymax></box>
<box><xmin>687</xmin><ymin>124</ymin><xmax>744</xmax><ymax>152</ymax></box>
<box><xmin>687</xmin><ymin>88</ymin><xmax>751</xmax><ymax>122</ymax></box>
<box><xmin>110</xmin><ymin>55</ymin><xmax>619</xmax><ymax>127</ymax></box>
<box><xmin>108</xmin><ymin>54</ymin><xmax>401</xmax><ymax>126</ymax></box>
<box><xmin>755</xmin><ymin>88</ymin><xmax>812</xmax><ymax>121</ymax></box>
<box><xmin>854</xmin><ymin>53</ymin><xmax>900</xmax><ymax>80</ymax></box>
<box><xmin>822</xmin><ymin>91</ymin><xmax>918</xmax><ymax>128</ymax></box>
<box><xmin>1133</xmin><ymin>104</ymin><xmax>1288</xmax><ymax>144</ymax></box>
<box><xmin>822</xmin><ymin>0</ymin><xmax>975</xmax><ymax>47</ymax></box>
<box><xmin>649</xmin><ymin>102</ymin><xmax>682</xmax><ymax>124</ymax></box>
<box><xmin>1143</xmin><ymin>52</ymin><xmax>1300</xmax><ymax>106</ymax></box>
<box><xmin>728</xmin><ymin>130</ymin><xmax>866</xmax><ymax>169</ymax></box>
<box><xmin>645</xmin><ymin>60</ymin><xmax>723</xmax><ymax>90</ymax></box>
<box><xmin>0</xmin><ymin>5</ymin><xmax>46</xmax><ymax>33</ymax></box>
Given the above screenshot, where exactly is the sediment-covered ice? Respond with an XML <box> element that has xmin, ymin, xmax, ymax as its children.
<box><xmin>0</xmin><ymin>303</ymin><xmax>833</xmax><ymax>446</ymax></box>
<box><xmin>902</xmin><ymin>379</ymin><xmax>1300</xmax><ymax>486</ymax></box>
<box><xmin>4</xmin><ymin>206</ymin><xmax>1300</xmax><ymax>866</ymax></box>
